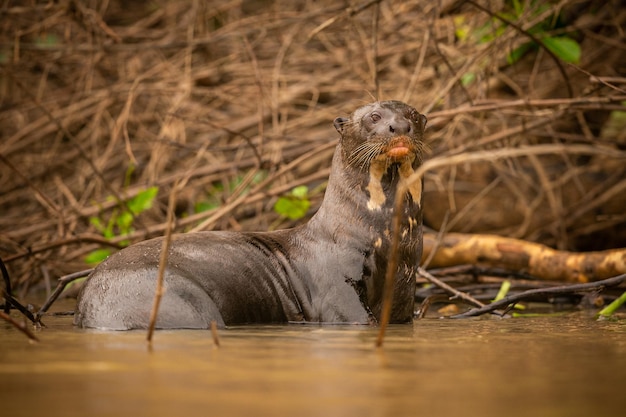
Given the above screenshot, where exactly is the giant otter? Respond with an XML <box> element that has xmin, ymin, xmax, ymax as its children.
<box><xmin>74</xmin><ymin>100</ymin><xmax>427</xmax><ymax>329</ymax></box>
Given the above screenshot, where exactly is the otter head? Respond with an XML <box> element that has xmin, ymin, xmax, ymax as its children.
<box><xmin>333</xmin><ymin>100</ymin><xmax>427</xmax><ymax>211</ymax></box>
<box><xmin>333</xmin><ymin>100</ymin><xmax>427</xmax><ymax>171</ymax></box>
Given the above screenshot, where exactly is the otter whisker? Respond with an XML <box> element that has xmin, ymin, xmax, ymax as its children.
<box><xmin>348</xmin><ymin>141</ymin><xmax>386</xmax><ymax>170</ymax></box>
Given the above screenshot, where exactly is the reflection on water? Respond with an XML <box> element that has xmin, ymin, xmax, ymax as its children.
<box><xmin>1</xmin><ymin>310</ymin><xmax>625</xmax><ymax>417</ymax></box>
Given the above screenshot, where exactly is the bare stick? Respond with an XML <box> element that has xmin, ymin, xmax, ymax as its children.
<box><xmin>1</xmin><ymin>257</ymin><xmax>11</xmax><ymax>314</ymax></box>
<box><xmin>210</xmin><ymin>320</ymin><xmax>220</xmax><ymax>347</ymax></box>
<box><xmin>5</xmin><ymin>235</ymin><xmax>123</xmax><ymax>263</ymax></box>
<box><xmin>372</xmin><ymin>1</ymin><xmax>380</xmax><ymax>99</ymax></box>
<box><xmin>2</xmin><ymin>289</ymin><xmax>38</xmax><ymax>325</ymax></box>
<box><xmin>0</xmin><ymin>311</ymin><xmax>39</xmax><ymax>343</ymax></box>
<box><xmin>307</xmin><ymin>0</ymin><xmax>383</xmax><ymax>40</ymax></box>
<box><xmin>36</xmin><ymin>269</ymin><xmax>93</xmax><ymax>320</ymax></box>
<box><xmin>417</xmin><ymin>267</ymin><xmax>486</xmax><ymax>309</ymax></box>
<box><xmin>375</xmin><ymin>191</ymin><xmax>402</xmax><ymax>348</ymax></box>
<box><xmin>451</xmin><ymin>273</ymin><xmax>626</xmax><ymax>319</ymax></box>
<box><xmin>146</xmin><ymin>184</ymin><xmax>178</xmax><ymax>343</ymax></box>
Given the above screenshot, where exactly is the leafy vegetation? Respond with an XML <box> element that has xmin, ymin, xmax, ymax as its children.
<box><xmin>85</xmin><ymin>186</ymin><xmax>159</xmax><ymax>265</ymax></box>
<box><xmin>273</xmin><ymin>186</ymin><xmax>311</xmax><ymax>220</ymax></box>
<box><xmin>598</xmin><ymin>291</ymin><xmax>626</xmax><ymax>319</ymax></box>
<box><xmin>455</xmin><ymin>0</ymin><xmax>581</xmax><ymax>86</ymax></box>
<box><xmin>191</xmin><ymin>171</ymin><xmax>267</xmax><ymax>215</ymax></box>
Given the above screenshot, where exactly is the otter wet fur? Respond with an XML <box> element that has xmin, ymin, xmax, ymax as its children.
<box><xmin>74</xmin><ymin>101</ymin><xmax>427</xmax><ymax>330</ymax></box>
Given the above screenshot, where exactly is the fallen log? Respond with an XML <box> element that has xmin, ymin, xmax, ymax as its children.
<box><xmin>422</xmin><ymin>233</ymin><xmax>626</xmax><ymax>283</ymax></box>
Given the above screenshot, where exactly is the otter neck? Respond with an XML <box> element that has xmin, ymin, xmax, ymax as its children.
<box><xmin>307</xmin><ymin>145</ymin><xmax>421</xmax><ymax>241</ymax></box>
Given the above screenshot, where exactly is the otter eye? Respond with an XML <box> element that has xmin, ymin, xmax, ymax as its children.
<box><xmin>370</xmin><ymin>112</ymin><xmax>381</xmax><ymax>123</ymax></box>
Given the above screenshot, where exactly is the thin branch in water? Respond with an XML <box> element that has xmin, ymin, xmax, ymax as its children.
<box><xmin>147</xmin><ymin>183</ymin><xmax>179</xmax><ymax>343</ymax></box>
<box><xmin>210</xmin><ymin>320</ymin><xmax>221</xmax><ymax>347</ymax></box>
<box><xmin>36</xmin><ymin>269</ymin><xmax>93</xmax><ymax>321</ymax></box>
<box><xmin>1</xmin><ymin>289</ymin><xmax>39</xmax><ymax>326</ymax></box>
<box><xmin>416</xmin><ymin>294</ymin><xmax>453</xmax><ymax>319</ymax></box>
<box><xmin>417</xmin><ymin>267</ymin><xmax>486</xmax><ymax>309</ymax></box>
<box><xmin>450</xmin><ymin>273</ymin><xmax>626</xmax><ymax>319</ymax></box>
<box><xmin>0</xmin><ymin>311</ymin><xmax>39</xmax><ymax>343</ymax></box>
<box><xmin>375</xmin><ymin>185</ymin><xmax>403</xmax><ymax>348</ymax></box>
<box><xmin>1</xmin><ymin>257</ymin><xmax>11</xmax><ymax>314</ymax></box>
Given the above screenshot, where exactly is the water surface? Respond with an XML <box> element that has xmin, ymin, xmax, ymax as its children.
<box><xmin>1</xmin><ymin>309</ymin><xmax>624</xmax><ymax>417</ymax></box>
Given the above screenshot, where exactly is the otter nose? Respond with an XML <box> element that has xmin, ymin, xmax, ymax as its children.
<box><xmin>388</xmin><ymin>117</ymin><xmax>411</xmax><ymax>135</ymax></box>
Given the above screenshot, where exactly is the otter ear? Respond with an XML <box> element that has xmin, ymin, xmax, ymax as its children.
<box><xmin>418</xmin><ymin>114</ymin><xmax>427</xmax><ymax>131</ymax></box>
<box><xmin>333</xmin><ymin>117</ymin><xmax>348</xmax><ymax>134</ymax></box>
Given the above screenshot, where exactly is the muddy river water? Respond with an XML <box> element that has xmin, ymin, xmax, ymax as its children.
<box><xmin>1</xmin><ymin>307</ymin><xmax>624</xmax><ymax>417</ymax></box>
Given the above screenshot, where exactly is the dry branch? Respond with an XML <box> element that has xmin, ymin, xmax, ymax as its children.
<box><xmin>147</xmin><ymin>183</ymin><xmax>178</xmax><ymax>342</ymax></box>
<box><xmin>0</xmin><ymin>311</ymin><xmax>39</xmax><ymax>343</ymax></box>
<box><xmin>423</xmin><ymin>233</ymin><xmax>626</xmax><ymax>283</ymax></box>
<box><xmin>450</xmin><ymin>273</ymin><xmax>626</xmax><ymax>319</ymax></box>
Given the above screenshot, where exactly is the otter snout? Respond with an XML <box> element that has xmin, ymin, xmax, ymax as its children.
<box><xmin>386</xmin><ymin>116</ymin><xmax>411</xmax><ymax>135</ymax></box>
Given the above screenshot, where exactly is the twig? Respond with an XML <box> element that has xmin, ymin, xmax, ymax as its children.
<box><xmin>450</xmin><ymin>273</ymin><xmax>626</xmax><ymax>319</ymax></box>
<box><xmin>1</xmin><ymin>290</ymin><xmax>38</xmax><ymax>326</ymax></box>
<box><xmin>416</xmin><ymin>294</ymin><xmax>453</xmax><ymax>319</ymax></box>
<box><xmin>375</xmin><ymin>185</ymin><xmax>404</xmax><ymax>348</ymax></box>
<box><xmin>4</xmin><ymin>235</ymin><xmax>122</xmax><ymax>263</ymax></box>
<box><xmin>1</xmin><ymin>257</ymin><xmax>11</xmax><ymax>314</ymax></box>
<box><xmin>417</xmin><ymin>267</ymin><xmax>486</xmax><ymax>308</ymax></box>
<box><xmin>421</xmin><ymin>212</ymin><xmax>449</xmax><ymax>270</ymax></box>
<box><xmin>372</xmin><ymin>1</ymin><xmax>380</xmax><ymax>99</ymax></box>
<box><xmin>146</xmin><ymin>183</ymin><xmax>179</xmax><ymax>343</ymax></box>
<box><xmin>0</xmin><ymin>311</ymin><xmax>39</xmax><ymax>343</ymax></box>
<box><xmin>307</xmin><ymin>0</ymin><xmax>383</xmax><ymax>40</ymax></box>
<box><xmin>426</xmin><ymin>264</ymin><xmax>538</xmax><ymax>281</ymax></box>
<box><xmin>36</xmin><ymin>269</ymin><xmax>93</xmax><ymax>321</ymax></box>
<box><xmin>0</xmin><ymin>153</ymin><xmax>61</xmax><ymax>216</ymax></box>
<box><xmin>210</xmin><ymin>320</ymin><xmax>220</xmax><ymax>347</ymax></box>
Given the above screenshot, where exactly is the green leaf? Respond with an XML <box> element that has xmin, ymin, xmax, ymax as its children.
<box><xmin>542</xmin><ymin>36</ymin><xmax>581</xmax><ymax>64</ymax></box>
<box><xmin>461</xmin><ymin>72</ymin><xmax>476</xmax><ymax>86</ymax></box>
<box><xmin>507</xmin><ymin>42</ymin><xmax>534</xmax><ymax>65</ymax></box>
<box><xmin>124</xmin><ymin>163</ymin><xmax>136</xmax><ymax>188</ymax></box>
<box><xmin>274</xmin><ymin>197</ymin><xmax>310</xmax><ymax>220</ymax></box>
<box><xmin>89</xmin><ymin>216</ymin><xmax>106</xmax><ymax>233</ymax></box>
<box><xmin>453</xmin><ymin>15</ymin><xmax>470</xmax><ymax>42</ymax></box>
<box><xmin>493</xmin><ymin>280</ymin><xmax>511</xmax><ymax>302</ymax></box>
<box><xmin>291</xmin><ymin>185</ymin><xmax>309</xmax><ymax>198</ymax></box>
<box><xmin>85</xmin><ymin>249</ymin><xmax>111</xmax><ymax>265</ymax></box>
<box><xmin>194</xmin><ymin>200</ymin><xmax>219</xmax><ymax>213</ymax></box>
<box><xmin>35</xmin><ymin>34</ymin><xmax>59</xmax><ymax>47</ymax></box>
<box><xmin>127</xmin><ymin>186</ymin><xmax>158</xmax><ymax>215</ymax></box>
<box><xmin>511</xmin><ymin>0</ymin><xmax>523</xmax><ymax>17</ymax></box>
<box><xmin>598</xmin><ymin>291</ymin><xmax>626</xmax><ymax>318</ymax></box>
<box><xmin>64</xmin><ymin>277</ymin><xmax>87</xmax><ymax>291</ymax></box>
<box><xmin>116</xmin><ymin>211</ymin><xmax>134</xmax><ymax>233</ymax></box>
<box><xmin>274</xmin><ymin>187</ymin><xmax>311</xmax><ymax>220</ymax></box>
